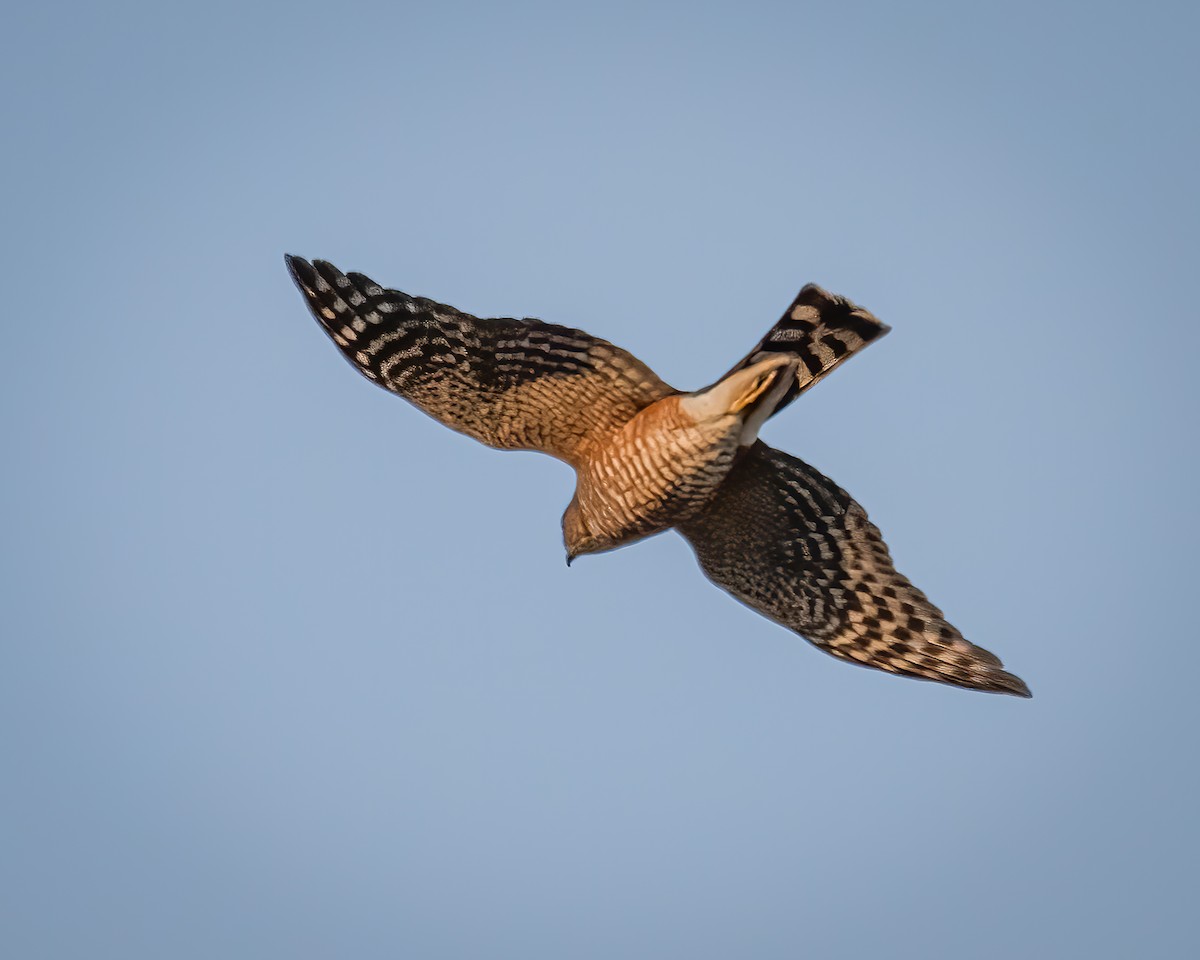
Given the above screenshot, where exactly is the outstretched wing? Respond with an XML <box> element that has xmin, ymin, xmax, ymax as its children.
<box><xmin>677</xmin><ymin>442</ymin><xmax>1030</xmax><ymax>696</ymax></box>
<box><xmin>286</xmin><ymin>256</ymin><xmax>673</xmax><ymax>462</ymax></box>
<box><xmin>721</xmin><ymin>284</ymin><xmax>891</xmax><ymax>418</ymax></box>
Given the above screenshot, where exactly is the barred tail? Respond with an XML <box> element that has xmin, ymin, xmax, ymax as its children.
<box><xmin>722</xmin><ymin>284</ymin><xmax>891</xmax><ymax>417</ymax></box>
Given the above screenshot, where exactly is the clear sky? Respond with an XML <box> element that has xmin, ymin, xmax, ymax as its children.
<box><xmin>3</xmin><ymin>2</ymin><xmax>1197</xmax><ymax>957</ymax></box>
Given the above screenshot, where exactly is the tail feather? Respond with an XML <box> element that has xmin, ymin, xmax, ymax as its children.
<box><xmin>722</xmin><ymin>284</ymin><xmax>891</xmax><ymax>417</ymax></box>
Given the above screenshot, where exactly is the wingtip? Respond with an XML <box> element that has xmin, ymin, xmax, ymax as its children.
<box><xmin>995</xmin><ymin>671</ymin><xmax>1032</xmax><ymax>698</ymax></box>
<box><xmin>283</xmin><ymin>253</ymin><xmax>312</xmax><ymax>287</ymax></box>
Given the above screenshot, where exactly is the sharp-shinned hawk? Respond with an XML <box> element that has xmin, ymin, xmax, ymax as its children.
<box><xmin>286</xmin><ymin>255</ymin><xmax>1030</xmax><ymax>698</ymax></box>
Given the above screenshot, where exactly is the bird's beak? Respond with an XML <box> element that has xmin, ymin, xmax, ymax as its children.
<box><xmin>565</xmin><ymin>552</ymin><xmax>575</xmax><ymax>568</ymax></box>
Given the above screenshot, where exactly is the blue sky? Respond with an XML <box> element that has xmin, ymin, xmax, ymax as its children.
<box><xmin>3</xmin><ymin>2</ymin><xmax>1197</xmax><ymax>957</ymax></box>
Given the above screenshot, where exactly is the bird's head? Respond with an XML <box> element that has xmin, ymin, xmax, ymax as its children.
<box><xmin>562</xmin><ymin>497</ymin><xmax>615</xmax><ymax>566</ymax></box>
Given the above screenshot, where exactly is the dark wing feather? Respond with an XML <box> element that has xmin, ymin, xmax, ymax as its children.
<box><xmin>286</xmin><ymin>256</ymin><xmax>673</xmax><ymax>462</ymax></box>
<box><xmin>678</xmin><ymin>442</ymin><xmax>1030</xmax><ymax>697</ymax></box>
<box><xmin>721</xmin><ymin>284</ymin><xmax>891</xmax><ymax>417</ymax></box>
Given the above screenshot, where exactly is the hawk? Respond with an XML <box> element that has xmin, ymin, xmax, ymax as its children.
<box><xmin>286</xmin><ymin>256</ymin><xmax>1030</xmax><ymax>698</ymax></box>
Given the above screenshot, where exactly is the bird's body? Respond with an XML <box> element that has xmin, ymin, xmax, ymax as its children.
<box><xmin>286</xmin><ymin>255</ymin><xmax>1030</xmax><ymax>697</ymax></box>
<box><xmin>567</xmin><ymin>357</ymin><xmax>797</xmax><ymax>557</ymax></box>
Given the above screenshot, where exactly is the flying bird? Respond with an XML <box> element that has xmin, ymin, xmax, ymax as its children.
<box><xmin>285</xmin><ymin>255</ymin><xmax>1030</xmax><ymax>697</ymax></box>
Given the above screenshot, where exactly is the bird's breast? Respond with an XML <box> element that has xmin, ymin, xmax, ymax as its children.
<box><xmin>574</xmin><ymin>396</ymin><xmax>742</xmax><ymax>547</ymax></box>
